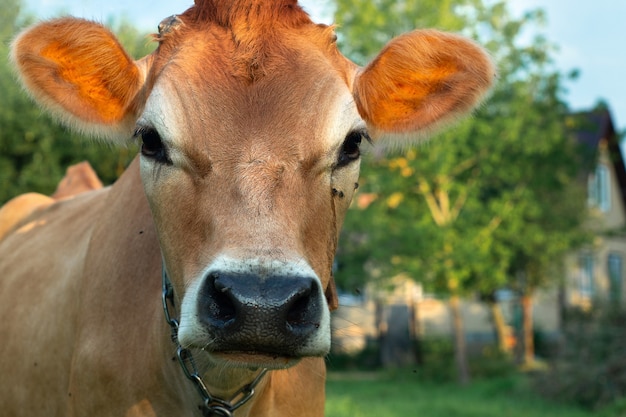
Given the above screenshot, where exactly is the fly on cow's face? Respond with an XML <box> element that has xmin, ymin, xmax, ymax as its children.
<box><xmin>331</xmin><ymin>188</ymin><xmax>345</xmax><ymax>199</ymax></box>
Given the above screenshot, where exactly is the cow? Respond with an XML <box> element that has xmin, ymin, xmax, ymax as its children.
<box><xmin>0</xmin><ymin>0</ymin><xmax>495</xmax><ymax>416</ymax></box>
<box><xmin>0</xmin><ymin>161</ymin><xmax>102</xmax><ymax>240</ymax></box>
<box><xmin>51</xmin><ymin>161</ymin><xmax>104</xmax><ymax>200</ymax></box>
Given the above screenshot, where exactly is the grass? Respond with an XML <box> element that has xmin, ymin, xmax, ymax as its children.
<box><xmin>325</xmin><ymin>371</ymin><xmax>595</xmax><ymax>417</ymax></box>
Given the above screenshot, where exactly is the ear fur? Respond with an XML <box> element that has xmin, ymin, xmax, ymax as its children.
<box><xmin>353</xmin><ymin>29</ymin><xmax>496</xmax><ymax>144</ymax></box>
<box><xmin>10</xmin><ymin>17</ymin><xmax>148</xmax><ymax>141</ymax></box>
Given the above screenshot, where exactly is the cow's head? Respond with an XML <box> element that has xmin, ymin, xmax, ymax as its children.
<box><xmin>11</xmin><ymin>0</ymin><xmax>494</xmax><ymax>369</ymax></box>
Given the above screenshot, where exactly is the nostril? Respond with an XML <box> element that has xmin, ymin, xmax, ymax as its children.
<box><xmin>207</xmin><ymin>274</ymin><xmax>237</xmax><ymax>327</ymax></box>
<box><xmin>285</xmin><ymin>281</ymin><xmax>318</xmax><ymax>332</ymax></box>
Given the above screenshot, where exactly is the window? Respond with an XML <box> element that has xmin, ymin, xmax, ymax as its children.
<box><xmin>608</xmin><ymin>253</ymin><xmax>623</xmax><ymax>304</ymax></box>
<box><xmin>579</xmin><ymin>254</ymin><xmax>594</xmax><ymax>298</ymax></box>
<box><xmin>588</xmin><ymin>164</ymin><xmax>611</xmax><ymax>212</ymax></box>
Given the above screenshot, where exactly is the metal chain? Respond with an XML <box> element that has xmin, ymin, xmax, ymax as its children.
<box><xmin>161</xmin><ymin>264</ymin><xmax>268</xmax><ymax>417</ymax></box>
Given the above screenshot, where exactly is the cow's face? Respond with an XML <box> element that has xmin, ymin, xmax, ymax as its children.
<box><xmin>138</xmin><ymin>19</ymin><xmax>363</xmax><ymax>365</ymax></box>
<box><xmin>11</xmin><ymin>1</ymin><xmax>494</xmax><ymax>369</ymax></box>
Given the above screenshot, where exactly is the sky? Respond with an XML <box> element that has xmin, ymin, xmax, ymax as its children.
<box><xmin>20</xmin><ymin>0</ymin><xmax>626</xmax><ymax>132</ymax></box>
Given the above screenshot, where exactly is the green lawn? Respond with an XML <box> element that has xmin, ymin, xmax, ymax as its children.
<box><xmin>325</xmin><ymin>372</ymin><xmax>596</xmax><ymax>417</ymax></box>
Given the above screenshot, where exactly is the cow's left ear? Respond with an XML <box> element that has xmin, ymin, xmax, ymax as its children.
<box><xmin>353</xmin><ymin>29</ymin><xmax>495</xmax><ymax>143</ymax></box>
<box><xmin>11</xmin><ymin>17</ymin><xmax>151</xmax><ymax>141</ymax></box>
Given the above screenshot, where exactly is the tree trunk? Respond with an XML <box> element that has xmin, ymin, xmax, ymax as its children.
<box><xmin>488</xmin><ymin>300</ymin><xmax>509</xmax><ymax>354</ymax></box>
<box><xmin>520</xmin><ymin>293</ymin><xmax>534</xmax><ymax>366</ymax></box>
<box><xmin>449</xmin><ymin>295</ymin><xmax>470</xmax><ymax>385</ymax></box>
<box><xmin>411</xmin><ymin>300</ymin><xmax>424</xmax><ymax>365</ymax></box>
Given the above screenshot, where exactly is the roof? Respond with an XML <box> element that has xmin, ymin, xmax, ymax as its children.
<box><xmin>569</xmin><ymin>108</ymin><xmax>626</xmax><ymax>209</ymax></box>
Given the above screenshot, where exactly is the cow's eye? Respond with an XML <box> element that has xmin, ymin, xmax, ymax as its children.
<box><xmin>337</xmin><ymin>130</ymin><xmax>368</xmax><ymax>168</ymax></box>
<box><xmin>135</xmin><ymin>127</ymin><xmax>172</xmax><ymax>165</ymax></box>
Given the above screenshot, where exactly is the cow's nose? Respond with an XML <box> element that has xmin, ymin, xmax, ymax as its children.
<box><xmin>198</xmin><ymin>271</ymin><xmax>323</xmax><ymax>355</ymax></box>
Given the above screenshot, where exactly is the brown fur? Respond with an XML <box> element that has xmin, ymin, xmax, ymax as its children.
<box><xmin>52</xmin><ymin>161</ymin><xmax>103</xmax><ymax>199</ymax></box>
<box><xmin>0</xmin><ymin>193</ymin><xmax>53</xmax><ymax>241</ymax></box>
<box><xmin>2</xmin><ymin>1</ymin><xmax>495</xmax><ymax>416</ymax></box>
<box><xmin>0</xmin><ymin>161</ymin><xmax>102</xmax><ymax>241</ymax></box>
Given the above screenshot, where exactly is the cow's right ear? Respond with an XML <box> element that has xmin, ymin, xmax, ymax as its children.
<box><xmin>353</xmin><ymin>29</ymin><xmax>495</xmax><ymax>144</ymax></box>
<box><xmin>10</xmin><ymin>17</ymin><xmax>151</xmax><ymax>141</ymax></box>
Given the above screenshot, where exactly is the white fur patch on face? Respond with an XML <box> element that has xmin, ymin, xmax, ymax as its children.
<box><xmin>177</xmin><ymin>255</ymin><xmax>331</xmax><ymax>356</ymax></box>
<box><xmin>136</xmin><ymin>80</ymin><xmax>189</xmax><ymax>167</ymax></box>
<box><xmin>138</xmin><ymin>82</ymin><xmax>177</xmax><ymax>139</ymax></box>
<box><xmin>322</xmin><ymin>90</ymin><xmax>367</xmax><ymax>150</ymax></box>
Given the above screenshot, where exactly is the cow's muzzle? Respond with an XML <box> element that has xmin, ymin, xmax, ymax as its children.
<box><xmin>198</xmin><ymin>271</ymin><xmax>324</xmax><ymax>357</ymax></box>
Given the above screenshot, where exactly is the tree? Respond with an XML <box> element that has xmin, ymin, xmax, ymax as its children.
<box><xmin>0</xmin><ymin>0</ymin><xmax>154</xmax><ymax>204</ymax></box>
<box><xmin>334</xmin><ymin>0</ymin><xmax>589</xmax><ymax>381</ymax></box>
<box><xmin>335</xmin><ymin>0</ymin><xmax>470</xmax><ymax>66</ymax></box>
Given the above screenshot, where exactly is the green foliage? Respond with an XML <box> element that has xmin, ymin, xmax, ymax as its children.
<box><xmin>327</xmin><ymin>336</ymin><xmax>516</xmax><ymax>381</ymax></box>
<box><xmin>334</xmin><ymin>0</ymin><xmax>589</xmax><ymax>300</ymax></box>
<box><xmin>0</xmin><ymin>0</ymin><xmax>155</xmax><ymax>204</ymax></box>
<box><xmin>469</xmin><ymin>344</ymin><xmax>517</xmax><ymax>379</ymax></box>
<box><xmin>327</xmin><ymin>340</ymin><xmax>382</xmax><ymax>371</ymax></box>
<box><xmin>325</xmin><ymin>372</ymin><xmax>594</xmax><ymax>417</ymax></box>
<box><xmin>334</xmin><ymin>0</ymin><xmax>590</xmax><ymax>382</ymax></box>
<box><xmin>334</xmin><ymin>0</ymin><xmax>472</xmax><ymax>65</ymax></box>
<box><xmin>413</xmin><ymin>338</ymin><xmax>457</xmax><ymax>382</ymax></box>
<box><xmin>535</xmin><ymin>308</ymin><xmax>626</xmax><ymax>411</ymax></box>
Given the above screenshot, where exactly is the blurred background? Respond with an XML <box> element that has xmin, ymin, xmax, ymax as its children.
<box><xmin>2</xmin><ymin>1</ymin><xmax>625</xmax><ymax>416</ymax></box>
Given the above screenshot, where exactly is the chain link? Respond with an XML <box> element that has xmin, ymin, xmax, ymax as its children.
<box><xmin>161</xmin><ymin>263</ymin><xmax>268</xmax><ymax>417</ymax></box>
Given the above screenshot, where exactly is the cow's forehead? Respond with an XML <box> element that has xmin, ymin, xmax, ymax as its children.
<box><xmin>139</xmin><ymin>25</ymin><xmax>362</xmax><ymax>167</ymax></box>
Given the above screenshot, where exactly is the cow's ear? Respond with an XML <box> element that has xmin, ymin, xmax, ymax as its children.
<box><xmin>11</xmin><ymin>17</ymin><xmax>150</xmax><ymax>141</ymax></box>
<box><xmin>353</xmin><ymin>29</ymin><xmax>495</xmax><ymax>143</ymax></box>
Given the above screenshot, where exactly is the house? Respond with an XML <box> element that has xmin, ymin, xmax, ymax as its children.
<box><xmin>564</xmin><ymin>108</ymin><xmax>626</xmax><ymax>309</ymax></box>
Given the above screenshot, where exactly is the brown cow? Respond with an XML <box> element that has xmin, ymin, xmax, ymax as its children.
<box><xmin>51</xmin><ymin>161</ymin><xmax>104</xmax><ymax>199</ymax></box>
<box><xmin>0</xmin><ymin>1</ymin><xmax>494</xmax><ymax>416</ymax></box>
<box><xmin>0</xmin><ymin>161</ymin><xmax>102</xmax><ymax>240</ymax></box>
